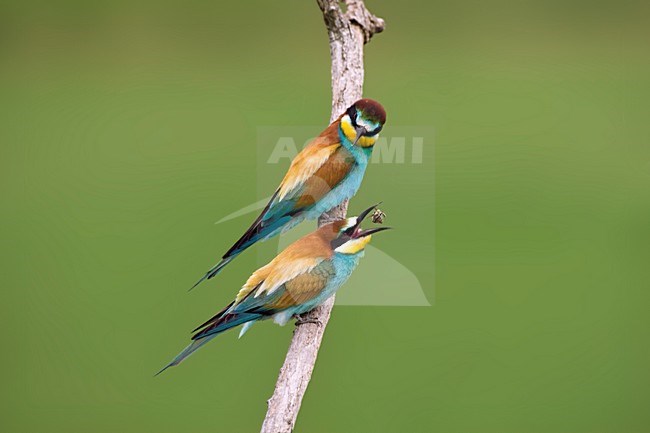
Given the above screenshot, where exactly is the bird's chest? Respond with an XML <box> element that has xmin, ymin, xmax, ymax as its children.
<box><xmin>331</xmin><ymin>146</ymin><xmax>370</xmax><ymax>197</ymax></box>
<box><xmin>330</xmin><ymin>252</ymin><xmax>363</xmax><ymax>288</ymax></box>
<box><xmin>294</xmin><ymin>253</ymin><xmax>363</xmax><ymax>313</ymax></box>
<box><xmin>334</xmin><ymin>250</ymin><xmax>362</xmax><ymax>269</ymax></box>
<box><xmin>305</xmin><ymin>148</ymin><xmax>369</xmax><ymax>218</ymax></box>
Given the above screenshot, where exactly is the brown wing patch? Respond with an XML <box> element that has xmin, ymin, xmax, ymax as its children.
<box><xmin>234</xmin><ymin>230</ymin><xmax>334</xmax><ymax>304</ymax></box>
<box><xmin>278</xmin><ymin>119</ymin><xmax>342</xmax><ymax>200</ymax></box>
<box><xmin>294</xmin><ymin>146</ymin><xmax>354</xmax><ymax>208</ymax></box>
<box><xmin>266</xmin><ymin>261</ymin><xmax>334</xmax><ymax>310</ymax></box>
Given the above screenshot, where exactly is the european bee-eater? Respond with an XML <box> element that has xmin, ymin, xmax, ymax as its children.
<box><xmin>191</xmin><ymin>99</ymin><xmax>386</xmax><ymax>289</ymax></box>
<box><xmin>159</xmin><ymin>204</ymin><xmax>390</xmax><ymax>373</ymax></box>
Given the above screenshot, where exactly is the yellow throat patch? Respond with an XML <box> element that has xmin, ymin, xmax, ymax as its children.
<box><xmin>341</xmin><ymin>116</ymin><xmax>377</xmax><ymax>148</ymax></box>
<box><xmin>335</xmin><ymin>235</ymin><xmax>372</xmax><ymax>254</ymax></box>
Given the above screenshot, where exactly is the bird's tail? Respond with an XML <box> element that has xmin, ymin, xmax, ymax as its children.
<box><xmin>188</xmin><ymin>256</ymin><xmax>234</xmax><ymax>291</ymax></box>
<box><xmin>155</xmin><ymin>312</ymin><xmax>260</xmax><ymax>375</ymax></box>
<box><xmin>188</xmin><ymin>189</ymin><xmax>299</xmax><ymax>291</ymax></box>
<box><xmin>155</xmin><ymin>335</ymin><xmax>218</xmax><ymax>376</ymax></box>
<box><xmin>189</xmin><ymin>217</ymin><xmax>291</xmax><ymax>291</ymax></box>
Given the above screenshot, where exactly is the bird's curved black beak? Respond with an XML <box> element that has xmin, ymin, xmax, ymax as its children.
<box><xmin>353</xmin><ymin>125</ymin><xmax>367</xmax><ymax>145</ymax></box>
<box><xmin>350</xmin><ymin>203</ymin><xmax>392</xmax><ymax>238</ymax></box>
<box><xmin>356</xmin><ymin>202</ymin><xmax>381</xmax><ymax>223</ymax></box>
<box><xmin>355</xmin><ymin>226</ymin><xmax>392</xmax><ymax>238</ymax></box>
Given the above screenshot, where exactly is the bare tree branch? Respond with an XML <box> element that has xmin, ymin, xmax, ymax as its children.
<box><xmin>260</xmin><ymin>1</ymin><xmax>384</xmax><ymax>432</ymax></box>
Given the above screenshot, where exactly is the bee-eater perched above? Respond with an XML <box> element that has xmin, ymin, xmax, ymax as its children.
<box><xmin>159</xmin><ymin>204</ymin><xmax>390</xmax><ymax>373</ymax></box>
<box><xmin>190</xmin><ymin>98</ymin><xmax>386</xmax><ymax>290</ymax></box>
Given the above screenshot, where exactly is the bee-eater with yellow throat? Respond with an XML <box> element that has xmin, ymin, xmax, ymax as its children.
<box><xmin>191</xmin><ymin>99</ymin><xmax>386</xmax><ymax>290</ymax></box>
<box><xmin>160</xmin><ymin>204</ymin><xmax>390</xmax><ymax>373</ymax></box>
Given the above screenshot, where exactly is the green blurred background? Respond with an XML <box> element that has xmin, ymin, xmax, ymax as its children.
<box><xmin>2</xmin><ymin>0</ymin><xmax>649</xmax><ymax>432</ymax></box>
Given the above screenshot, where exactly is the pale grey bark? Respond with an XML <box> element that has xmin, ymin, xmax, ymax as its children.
<box><xmin>260</xmin><ymin>1</ymin><xmax>384</xmax><ymax>432</ymax></box>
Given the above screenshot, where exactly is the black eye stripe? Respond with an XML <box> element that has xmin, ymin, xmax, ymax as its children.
<box><xmin>363</xmin><ymin>125</ymin><xmax>382</xmax><ymax>136</ymax></box>
<box><xmin>347</xmin><ymin>106</ymin><xmax>358</xmax><ymax>126</ymax></box>
<box><xmin>330</xmin><ymin>225</ymin><xmax>356</xmax><ymax>249</ymax></box>
<box><xmin>330</xmin><ymin>234</ymin><xmax>351</xmax><ymax>249</ymax></box>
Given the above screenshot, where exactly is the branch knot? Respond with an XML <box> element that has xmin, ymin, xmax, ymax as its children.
<box><xmin>345</xmin><ymin>0</ymin><xmax>385</xmax><ymax>43</ymax></box>
<box><xmin>317</xmin><ymin>0</ymin><xmax>384</xmax><ymax>44</ymax></box>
